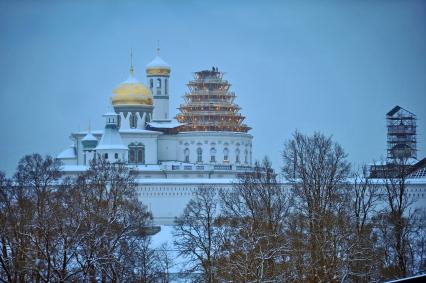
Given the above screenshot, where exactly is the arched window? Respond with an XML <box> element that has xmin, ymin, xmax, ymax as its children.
<box><xmin>165</xmin><ymin>78</ymin><xmax>168</xmax><ymax>95</ymax></box>
<box><xmin>114</xmin><ymin>153</ymin><xmax>118</xmax><ymax>159</ymax></box>
<box><xmin>223</xmin><ymin>148</ymin><xmax>229</xmax><ymax>163</ymax></box>
<box><xmin>156</xmin><ymin>78</ymin><xmax>161</xmax><ymax>88</ymax></box>
<box><xmin>150</xmin><ymin>79</ymin><xmax>153</xmax><ymax>88</ymax></box>
<box><xmin>235</xmin><ymin>148</ymin><xmax>240</xmax><ymax>164</ymax></box>
<box><xmin>128</xmin><ymin>143</ymin><xmax>145</xmax><ymax>164</ymax></box>
<box><xmin>129</xmin><ymin>149</ymin><xmax>135</xmax><ymax>162</ymax></box>
<box><xmin>210</xmin><ymin>148</ymin><xmax>216</xmax><ymax>163</ymax></box>
<box><xmin>197</xmin><ymin>147</ymin><xmax>203</xmax><ymax>163</ymax></box>
<box><xmin>244</xmin><ymin>149</ymin><xmax>248</xmax><ymax>164</ymax></box>
<box><xmin>184</xmin><ymin>148</ymin><xmax>190</xmax><ymax>163</ymax></box>
<box><xmin>130</xmin><ymin>113</ymin><xmax>137</xmax><ymax>128</ymax></box>
<box><xmin>137</xmin><ymin>149</ymin><xmax>143</xmax><ymax>163</ymax></box>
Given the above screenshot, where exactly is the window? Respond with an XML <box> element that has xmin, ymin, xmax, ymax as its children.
<box><xmin>104</xmin><ymin>153</ymin><xmax>108</xmax><ymax>159</ymax></box>
<box><xmin>128</xmin><ymin>143</ymin><xmax>145</xmax><ymax>164</ymax></box>
<box><xmin>223</xmin><ymin>148</ymin><xmax>229</xmax><ymax>163</ymax></box>
<box><xmin>116</xmin><ymin>115</ymin><xmax>120</xmax><ymax>128</ymax></box>
<box><xmin>156</xmin><ymin>78</ymin><xmax>161</xmax><ymax>88</ymax></box>
<box><xmin>184</xmin><ymin>148</ymin><xmax>190</xmax><ymax>163</ymax></box>
<box><xmin>137</xmin><ymin>149</ymin><xmax>143</xmax><ymax>163</ymax></box>
<box><xmin>114</xmin><ymin>153</ymin><xmax>118</xmax><ymax>159</ymax></box>
<box><xmin>244</xmin><ymin>149</ymin><xmax>248</xmax><ymax>164</ymax></box>
<box><xmin>130</xmin><ymin>113</ymin><xmax>137</xmax><ymax>128</ymax></box>
<box><xmin>235</xmin><ymin>148</ymin><xmax>240</xmax><ymax>163</ymax></box>
<box><xmin>210</xmin><ymin>148</ymin><xmax>216</xmax><ymax>163</ymax></box>
<box><xmin>129</xmin><ymin>149</ymin><xmax>135</xmax><ymax>163</ymax></box>
<box><xmin>165</xmin><ymin>79</ymin><xmax>168</xmax><ymax>95</ymax></box>
<box><xmin>150</xmin><ymin>79</ymin><xmax>153</xmax><ymax>88</ymax></box>
<box><xmin>197</xmin><ymin>147</ymin><xmax>203</xmax><ymax>163</ymax></box>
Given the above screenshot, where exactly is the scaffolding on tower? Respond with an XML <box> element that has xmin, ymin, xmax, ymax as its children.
<box><xmin>386</xmin><ymin>105</ymin><xmax>417</xmax><ymax>161</ymax></box>
<box><xmin>176</xmin><ymin>67</ymin><xmax>251</xmax><ymax>133</ymax></box>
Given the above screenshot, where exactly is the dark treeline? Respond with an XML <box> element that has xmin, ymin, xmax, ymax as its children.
<box><xmin>0</xmin><ymin>155</ymin><xmax>168</xmax><ymax>282</ymax></box>
<box><xmin>173</xmin><ymin>131</ymin><xmax>426</xmax><ymax>282</ymax></box>
<box><xmin>1</xmin><ymin>131</ymin><xmax>426</xmax><ymax>282</ymax></box>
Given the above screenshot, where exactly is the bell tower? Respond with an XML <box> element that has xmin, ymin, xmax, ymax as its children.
<box><xmin>146</xmin><ymin>47</ymin><xmax>171</xmax><ymax>121</ymax></box>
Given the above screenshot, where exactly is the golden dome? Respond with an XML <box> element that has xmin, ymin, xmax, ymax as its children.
<box><xmin>112</xmin><ymin>68</ymin><xmax>153</xmax><ymax>106</ymax></box>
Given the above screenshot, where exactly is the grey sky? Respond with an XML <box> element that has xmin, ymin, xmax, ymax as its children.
<box><xmin>0</xmin><ymin>0</ymin><xmax>425</xmax><ymax>176</ymax></box>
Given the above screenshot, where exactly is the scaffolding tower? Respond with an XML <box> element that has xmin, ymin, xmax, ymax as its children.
<box><xmin>387</xmin><ymin>105</ymin><xmax>417</xmax><ymax>161</ymax></box>
<box><xmin>176</xmin><ymin>68</ymin><xmax>250</xmax><ymax>133</ymax></box>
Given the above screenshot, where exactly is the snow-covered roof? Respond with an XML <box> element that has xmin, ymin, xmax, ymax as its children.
<box><xmin>57</xmin><ymin>144</ymin><xmax>76</xmax><ymax>159</ymax></box>
<box><xmin>119</xmin><ymin>129</ymin><xmax>162</xmax><ymax>134</ymax></box>
<box><xmin>136</xmin><ymin>178</ymin><xmax>235</xmax><ymax>185</ymax></box>
<box><xmin>103</xmin><ymin>111</ymin><xmax>118</xmax><ymax>117</ymax></box>
<box><xmin>406</xmin><ymin>158</ymin><xmax>418</xmax><ymax>165</ymax></box>
<box><xmin>74</xmin><ymin>130</ymin><xmax>103</xmax><ymax>136</ymax></box>
<box><xmin>95</xmin><ymin>127</ymin><xmax>127</xmax><ymax>150</ymax></box>
<box><xmin>130</xmin><ymin>164</ymin><xmax>162</xmax><ymax>171</ymax></box>
<box><xmin>61</xmin><ymin>165</ymin><xmax>89</xmax><ymax>172</ymax></box>
<box><xmin>81</xmin><ymin>132</ymin><xmax>97</xmax><ymax>141</ymax></box>
<box><xmin>148</xmin><ymin>120</ymin><xmax>183</xmax><ymax>129</ymax></box>
<box><xmin>95</xmin><ymin>144</ymin><xmax>128</xmax><ymax>150</ymax></box>
<box><xmin>146</xmin><ymin>55</ymin><xmax>170</xmax><ymax>69</ymax></box>
<box><xmin>387</xmin><ymin>105</ymin><xmax>416</xmax><ymax>117</ymax></box>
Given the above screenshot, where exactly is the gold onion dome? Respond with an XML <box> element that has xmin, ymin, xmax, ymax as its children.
<box><xmin>112</xmin><ymin>67</ymin><xmax>153</xmax><ymax>106</ymax></box>
<box><xmin>146</xmin><ymin>48</ymin><xmax>171</xmax><ymax>76</ymax></box>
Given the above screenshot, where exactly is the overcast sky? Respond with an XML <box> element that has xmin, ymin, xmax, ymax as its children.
<box><xmin>0</xmin><ymin>0</ymin><xmax>425</xmax><ymax>176</ymax></box>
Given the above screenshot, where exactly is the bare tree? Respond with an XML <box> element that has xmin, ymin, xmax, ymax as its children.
<box><xmin>1</xmin><ymin>154</ymin><xmax>161</xmax><ymax>282</ymax></box>
<box><xmin>282</xmin><ymin>131</ymin><xmax>351</xmax><ymax>282</ymax></box>
<box><xmin>174</xmin><ymin>186</ymin><xmax>220</xmax><ymax>282</ymax></box>
<box><xmin>73</xmin><ymin>157</ymin><xmax>152</xmax><ymax>282</ymax></box>
<box><xmin>155</xmin><ymin>242</ymin><xmax>176</xmax><ymax>283</ymax></box>
<box><xmin>0</xmin><ymin>154</ymin><xmax>79</xmax><ymax>282</ymax></box>
<box><xmin>13</xmin><ymin>154</ymin><xmax>63</xmax><ymax>282</ymax></box>
<box><xmin>217</xmin><ymin>158</ymin><xmax>292</xmax><ymax>282</ymax></box>
<box><xmin>376</xmin><ymin>157</ymin><xmax>422</xmax><ymax>280</ymax></box>
<box><xmin>0</xmin><ymin>171</ymin><xmax>17</xmax><ymax>283</ymax></box>
<box><xmin>413</xmin><ymin>210</ymin><xmax>426</xmax><ymax>275</ymax></box>
<box><xmin>1</xmin><ymin>170</ymin><xmax>37</xmax><ymax>283</ymax></box>
<box><xmin>343</xmin><ymin>166</ymin><xmax>381</xmax><ymax>282</ymax></box>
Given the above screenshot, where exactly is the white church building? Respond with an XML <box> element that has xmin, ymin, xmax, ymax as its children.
<box><xmin>57</xmin><ymin>50</ymin><xmax>253</xmax><ymax>224</ymax></box>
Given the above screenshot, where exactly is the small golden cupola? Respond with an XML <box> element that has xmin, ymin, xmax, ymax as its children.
<box><xmin>146</xmin><ymin>48</ymin><xmax>171</xmax><ymax>76</ymax></box>
<box><xmin>112</xmin><ymin>63</ymin><xmax>153</xmax><ymax>106</ymax></box>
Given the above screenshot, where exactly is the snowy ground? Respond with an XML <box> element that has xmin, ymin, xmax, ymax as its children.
<box><xmin>150</xmin><ymin>225</ymin><xmax>189</xmax><ymax>278</ymax></box>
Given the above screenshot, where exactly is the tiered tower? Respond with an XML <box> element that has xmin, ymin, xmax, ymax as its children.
<box><xmin>176</xmin><ymin>67</ymin><xmax>250</xmax><ymax>132</ymax></box>
<box><xmin>386</xmin><ymin>105</ymin><xmax>417</xmax><ymax>161</ymax></box>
